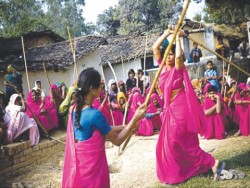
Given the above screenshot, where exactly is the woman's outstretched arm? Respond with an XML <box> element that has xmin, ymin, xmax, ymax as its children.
<box><xmin>153</xmin><ymin>29</ymin><xmax>172</xmax><ymax>61</ymax></box>
<box><xmin>175</xmin><ymin>31</ymin><xmax>185</xmax><ymax>70</ymax></box>
<box><xmin>105</xmin><ymin>104</ymin><xmax>146</xmax><ymax>146</ymax></box>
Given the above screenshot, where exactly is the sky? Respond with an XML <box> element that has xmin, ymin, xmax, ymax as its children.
<box><xmin>83</xmin><ymin>0</ymin><xmax>205</xmax><ymax>24</ymax></box>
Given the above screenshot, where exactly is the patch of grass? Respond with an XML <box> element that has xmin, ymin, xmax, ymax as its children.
<box><xmin>154</xmin><ymin>136</ymin><xmax>250</xmax><ymax>188</ymax></box>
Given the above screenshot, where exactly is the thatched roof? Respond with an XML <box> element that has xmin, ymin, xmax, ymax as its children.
<box><xmin>0</xmin><ymin>30</ymin><xmax>64</xmax><ymax>55</ymax></box>
<box><xmin>100</xmin><ymin>32</ymin><xmax>161</xmax><ymax>66</ymax></box>
<box><xmin>1</xmin><ymin>35</ymin><xmax>107</xmax><ymax>71</ymax></box>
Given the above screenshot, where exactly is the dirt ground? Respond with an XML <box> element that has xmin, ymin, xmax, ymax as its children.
<box><xmin>4</xmin><ymin>133</ymin><xmax>250</xmax><ymax>188</ymax></box>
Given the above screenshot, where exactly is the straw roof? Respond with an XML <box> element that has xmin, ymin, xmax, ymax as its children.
<box><xmin>1</xmin><ymin>35</ymin><xmax>107</xmax><ymax>71</ymax></box>
<box><xmin>100</xmin><ymin>32</ymin><xmax>161</xmax><ymax>66</ymax></box>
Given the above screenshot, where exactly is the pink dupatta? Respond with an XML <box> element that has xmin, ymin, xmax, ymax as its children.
<box><xmin>62</xmin><ymin>106</ymin><xmax>110</xmax><ymax>188</ymax></box>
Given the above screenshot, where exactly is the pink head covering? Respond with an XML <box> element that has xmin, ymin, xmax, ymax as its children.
<box><xmin>150</xmin><ymin>93</ymin><xmax>163</xmax><ymax>108</ymax></box>
<box><xmin>203</xmin><ymin>83</ymin><xmax>213</xmax><ymax>94</ymax></box>
<box><xmin>238</xmin><ymin>82</ymin><xmax>246</xmax><ymax>91</ymax></box>
<box><xmin>50</xmin><ymin>84</ymin><xmax>57</xmax><ymax>91</ymax></box>
<box><xmin>131</xmin><ymin>87</ymin><xmax>141</xmax><ymax>94</ymax></box>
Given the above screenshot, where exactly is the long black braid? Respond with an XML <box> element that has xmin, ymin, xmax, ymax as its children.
<box><xmin>75</xmin><ymin>68</ymin><xmax>101</xmax><ymax>129</ymax></box>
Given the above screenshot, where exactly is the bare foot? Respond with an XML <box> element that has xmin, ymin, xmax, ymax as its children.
<box><xmin>212</xmin><ymin>159</ymin><xmax>219</xmax><ymax>181</ymax></box>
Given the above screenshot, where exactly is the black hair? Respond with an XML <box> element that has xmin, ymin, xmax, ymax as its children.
<box><xmin>161</xmin><ymin>44</ymin><xmax>176</xmax><ymax>59</ymax></box>
<box><xmin>206</xmin><ymin>60</ymin><xmax>213</xmax><ymax>65</ymax></box>
<box><xmin>207</xmin><ymin>85</ymin><xmax>217</xmax><ymax>93</ymax></box>
<box><xmin>75</xmin><ymin>68</ymin><xmax>101</xmax><ymax>129</ymax></box>
<box><xmin>128</xmin><ymin>69</ymin><xmax>135</xmax><ymax>76</ymax></box>
<box><xmin>137</xmin><ymin>69</ymin><xmax>143</xmax><ymax>75</ymax></box>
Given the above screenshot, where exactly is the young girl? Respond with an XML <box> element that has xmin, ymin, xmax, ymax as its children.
<box><xmin>126</xmin><ymin>69</ymin><xmax>137</xmax><ymax>92</ymax></box>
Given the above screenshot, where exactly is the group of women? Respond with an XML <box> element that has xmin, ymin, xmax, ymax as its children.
<box><xmin>0</xmin><ymin>80</ymin><xmax>70</xmax><ymax>146</ymax></box>
<box><xmin>0</xmin><ymin>27</ymin><xmax>249</xmax><ymax>187</ymax></box>
<box><xmin>61</xmin><ymin>29</ymin><xmax>248</xmax><ymax>187</ymax></box>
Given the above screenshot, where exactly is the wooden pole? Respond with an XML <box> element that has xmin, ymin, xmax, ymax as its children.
<box><xmin>120</xmin><ymin>0</ymin><xmax>192</xmax><ymax>153</ymax></box>
<box><xmin>43</xmin><ymin>63</ymin><xmax>51</xmax><ymax>87</ymax></box>
<box><xmin>120</xmin><ymin>52</ymin><xmax>126</xmax><ymax>82</ymax></box>
<box><xmin>21</xmin><ymin>36</ymin><xmax>31</xmax><ymax>91</ymax></box>
<box><xmin>187</xmin><ymin>35</ymin><xmax>250</xmax><ymax>77</ymax></box>
<box><xmin>221</xmin><ymin>60</ymin><xmax>225</xmax><ymax>95</ymax></box>
<box><xmin>108</xmin><ymin>61</ymin><xmax>120</xmax><ymax>93</ymax></box>
<box><xmin>100</xmin><ymin>65</ymin><xmax>115</xmax><ymax>126</ymax></box>
<box><xmin>67</xmin><ymin>27</ymin><xmax>78</xmax><ymax>81</ymax></box>
<box><xmin>143</xmin><ymin>33</ymin><xmax>148</xmax><ymax>94</ymax></box>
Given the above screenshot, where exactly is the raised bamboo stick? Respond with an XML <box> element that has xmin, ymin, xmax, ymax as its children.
<box><xmin>67</xmin><ymin>27</ymin><xmax>78</xmax><ymax>82</ymax></box>
<box><xmin>143</xmin><ymin>33</ymin><xmax>148</xmax><ymax>94</ymax></box>
<box><xmin>21</xmin><ymin>36</ymin><xmax>31</xmax><ymax>91</ymax></box>
<box><xmin>120</xmin><ymin>0</ymin><xmax>192</xmax><ymax>153</ymax></box>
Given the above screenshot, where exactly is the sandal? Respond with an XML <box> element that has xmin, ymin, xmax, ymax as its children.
<box><xmin>219</xmin><ymin>169</ymin><xmax>234</xmax><ymax>180</ymax></box>
<box><xmin>229</xmin><ymin>169</ymin><xmax>245</xmax><ymax>179</ymax></box>
<box><xmin>234</xmin><ymin>130</ymin><xmax>241</xmax><ymax>137</ymax></box>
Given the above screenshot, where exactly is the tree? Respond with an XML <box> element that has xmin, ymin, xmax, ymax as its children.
<box><xmin>0</xmin><ymin>0</ymin><xmax>45</xmax><ymax>37</ymax></box>
<box><xmin>96</xmin><ymin>0</ymin><xmax>183</xmax><ymax>36</ymax></box>
<box><xmin>96</xmin><ymin>7</ymin><xmax>120</xmax><ymax>37</ymax></box>
<box><xmin>0</xmin><ymin>0</ymin><xmax>96</xmax><ymax>38</ymax></box>
<box><xmin>203</xmin><ymin>0</ymin><xmax>250</xmax><ymax>24</ymax></box>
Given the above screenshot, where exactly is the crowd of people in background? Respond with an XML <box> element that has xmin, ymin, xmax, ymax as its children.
<box><xmin>0</xmin><ymin>38</ymin><xmax>249</xmax><ymax>150</ymax></box>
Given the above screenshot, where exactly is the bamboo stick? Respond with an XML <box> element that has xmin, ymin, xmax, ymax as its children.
<box><xmin>108</xmin><ymin>61</ymin><xmax>120</xmax><ymax>93</ymax></box>
<box><xmin>67</xmin><ymin>27</ymin><xmax>78</xmax><ymax>82</ymax></box>
<box><xmin>120</xmin><ymin>52</ymin><xmax>126</xmax><ymax>82</ymax></box>
<box><xmin>43</xmin><ymin>63</ymin><xmax>51</xmax><ymax>87</ymax></box>
<box><xmin>120</xmin><ymin>0</ymin><xmax>192</xmax><ymax>153</ymax></box>
<box><xmin>221</xmin><ymin>60</ymin><xmax>225</xmax><ymax>95</ymax></box>
<box><xmin>187</xmin><ymin>35</ymin><xmax>250</xmax><ymax>77</ymax></box>
<box><xmin>100</xmin><ymin>65</ymin><xmax>115</xmax><ymax>126</ymax></box>
<box><xmin>143</xmin><ymin>33</ymin><xmax>148</xmax><ymax>94</ymax></box>
<box><xmin>21</xmin><ymin>36</ymin><xmax>31</xmax><ymax>91</ymax></box>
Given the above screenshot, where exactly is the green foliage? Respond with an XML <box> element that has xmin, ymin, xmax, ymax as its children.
<box><xmin>0</xmin><ymin>0</ymin><xmax>96</xmax><ymax>38</ymax></box>
<box><xmin>96</xmin><ymin>7</ymin><xmax>120</xmax><ymax>37</ymax></box>
<box><xmin>0</xmin><ymin>0</ymin><xmax>45</xmax><ymax>37</ymax></box>
<box><xmin>96</xmin><ymin>0</ymin><xmax>183</xmax><ymax>36</ymax></box>
<box><xmin>203</xmin><ymin>0</ymin><xmax>249</xmax><ymax>24</ymax></box>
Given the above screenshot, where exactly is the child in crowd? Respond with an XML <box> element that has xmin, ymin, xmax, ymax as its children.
<box><xmin>204</xmin><ymin>60</ymin><xmax>220</xmax><ymax>92</ymax></box>
<box><xmin>189</xmin><ymin>42</ymin><xmax>202</xmax><ymax>63</ymax></box>
<box><xmin>126</xmin><ymin>69</ymin><xmax>137</xmax><ymax>92</ymax></box>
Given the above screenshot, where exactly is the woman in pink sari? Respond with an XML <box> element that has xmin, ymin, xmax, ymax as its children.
<box><xmin>126</xmin><ymin>87</ymin><xmax>144</xmax><ymax>123</ymax></box>
<box><xmin>137</xmin><ymin>93</ymin><xmax>163</xmax><ymax>136</ymax></box>
<box><xmin>153</xmin><ymin>29</ymin><xmax>219</xmax><ymax>184</ymax></box>
<box><xmin>234</xmin><ymin>83</ymin><xmax>250</xmax><ymax>136</ymax></box>
<box><xmin>26</xmin><ymin>89</ymin><xmax>58</xmax><ymax>132</ymax></box>
<box><xmin>62</xmin><ymin>68</ymin><xmax>146</xmax><ymax>188</ymax></box>
<box><xmin>4</xmin><ymin>94</ymin><xmax>40</xmax><ymax>145</ymax></box>
<box><xmin>203</xmin><ymin>85</ymin><xmax>226</xmax><ymax>139</ymax></box>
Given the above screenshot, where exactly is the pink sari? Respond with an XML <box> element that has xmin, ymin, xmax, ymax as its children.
<box><xmin>26</xmin><ymin>91</ymin><xmax>58</xmax><ymax>132</ymax></box>
<box><xmin>156</xmin><ymin>66</ymin><xmax>215</xmax><ymax>184</ymax></box>
<box><xmin>126</xmin><ymin>88</ymin><xmax>144</xmax><ymax>123</ymax></box>
<box><xmin>239</xmin><ymin>95</ymin><xmax>250</xmax><ymax>136</ymax></box>
<box><xmin>4</xmin><ymin>94</ymin><xmax>40</xmax><ymax>145</ymax></box>
<box><xmin>137</xmin><ymin>93</ymin><xmax>162</xmax><ymax>136</ymax></box>
<box><xmin>62</xmin><ymin>106</ymin><xmax>110</xmax><ymax>188</ymax></box>
<box><xmin>92</xmin><ymin>98</ymin><xmax>112</xmax><ymax>125</ymax></box>
<box><xmin>203</xmin><ymin>97</ymin><xmax>226</xmax><ymax>139</ymax></box>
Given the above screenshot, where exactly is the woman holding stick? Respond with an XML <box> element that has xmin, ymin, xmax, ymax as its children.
<box><xmin>62</xmin><ymin>68</ymin><xmax>146</xmax><ymax>188</ymax></box>
<box><xmin>153</xmin><ymin>29</ymin><xmax>221</xmax><ymax>184</ymax></box>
